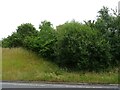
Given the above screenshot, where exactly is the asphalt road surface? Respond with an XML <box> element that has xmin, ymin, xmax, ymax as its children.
<box><xmin>1</xmin><ymin>82</ymin><xmax>119</xmax><ymax>89</ymax></box>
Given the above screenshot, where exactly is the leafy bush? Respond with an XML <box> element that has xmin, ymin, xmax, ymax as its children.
<box><xmin>16</xmin><ymin>23</ymin><xmax>37</xmax><ymax>39</ymax></box>
<box><xmin>1</xmin><ymin>7</ymin><xmax>119</xmax><ymax>72</ymax></box>
<box><xmin>2</xmin><ymin>38</ymin><xmax>10</xmax><ymax>48</ymax></box>
<box><xmin>54</xmin><ymin>21</ymin><xmax>111</xmax><ymax>72</ymax></box>
<box><xmin>37</xmin><ymin>30</ymin><xmax>56</xmax><ymax>59</ymax></box>
<box><xmin>2</xmin><ymin>32</ymin><xmax>22</xmax><ymax>48</ymax></box>
<box><xmin>2</xmin><ymin>23</ymin><xmax>37</xmax><ymax>48</ymax></box>
<box><xmin>23</xmin><ymin>36</ymin><xmax>40</xmax><ymax>52</ymax></box>
<box><xmin>23</xmin><ymin>21</ymin><xmax>57</xmax><ymax>59</ymax></box>
<box><xmin>108</xmin><ymin>16</ymin><xmax>120</xmax><ymax>67</ymax></box>
<box><xmin>94</xmin><ymin>7</ymin><xmax>120</xmax><ymax>67</ymax></box>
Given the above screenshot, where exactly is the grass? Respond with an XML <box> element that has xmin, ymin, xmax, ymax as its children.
<box><xmin>2</xmin><ymin>48</ymin><xmax>118</xmax><ymax>84</ymax></box>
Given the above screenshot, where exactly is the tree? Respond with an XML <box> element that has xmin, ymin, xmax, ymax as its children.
<box><xmin>39</xmin><ymin>20</ymin><xmax>53</xmax><ymax>31</ymax></box>
<box><xmin>16</xmin><ymin>23</ymin><xmax>38</xmax><ymax>47</ymax></box>
<box><xmin>54</xmin><ymin>21</ymin><xmax>111</xmax><ymax>71</ymax></box>
<box><xmin>17</xmin><ymin>23</ymin><xmax>37</xmax><ymax>39</ymax></box>
<box><xmin>38</xmin><ymin>21</ymin><xmax>56</xmax><ymax>59</ymax></box>
<box><xmin>2</xmin><ymin>32</ymin><xmax>22</xmax><ymax>48</ymax></box>
<box><xmin>93</xmin><ymin>6</ymin><xmax>120</xmax><ymax>67</ymax></box>
<box><xmin>24</xmin><ymin>21</ymin><xmax>57</xmax><ymax>59</ymax></box>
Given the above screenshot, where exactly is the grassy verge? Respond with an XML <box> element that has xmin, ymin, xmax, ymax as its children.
<box><xmin>2</xmin><ymin>48</ymin><xmax>118</xmax><ymax>84</ymax></box>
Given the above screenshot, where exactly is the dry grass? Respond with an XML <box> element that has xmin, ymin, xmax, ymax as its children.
<box><xmin>2</xmin><ymin>48</ymin><xmax>118</xmax><ymax>84</ymax></box>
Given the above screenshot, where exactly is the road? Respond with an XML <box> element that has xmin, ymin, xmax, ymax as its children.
<box><xmin>0</xmin><ymin>82</ymin><xmax>119</xmax><ymax>89</ymax></box>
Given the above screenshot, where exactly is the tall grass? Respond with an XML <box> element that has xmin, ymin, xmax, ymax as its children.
<box><xmin>2</xmin><ymin>48</ymin><xmax>118</xmax><ymax>84</ymax></box>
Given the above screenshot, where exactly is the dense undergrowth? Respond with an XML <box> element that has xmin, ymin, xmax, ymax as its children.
<box><xmin>1</xmin><ymin>6</ymin><xmax>120</xmax><ymax>72</ymax></box>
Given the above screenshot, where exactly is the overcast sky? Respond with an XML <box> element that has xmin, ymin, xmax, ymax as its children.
<box><xmin>0</xmin><ymin>0</ymin><xmax>119</xmax><ymax>40</ymax></box>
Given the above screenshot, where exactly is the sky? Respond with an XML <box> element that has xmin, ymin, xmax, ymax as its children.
<box><xmin>0</xmin><ymin>0</ymin><xmax>119</xmax><ymax>40</ymax></box>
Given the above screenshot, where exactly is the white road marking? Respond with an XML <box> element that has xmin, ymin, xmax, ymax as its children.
<box><xmin>1</xmin><ymin>82</ymin><xmax>119</xmax><ymax>88</ymax></box>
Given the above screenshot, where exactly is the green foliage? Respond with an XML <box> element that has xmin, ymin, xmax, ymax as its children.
<box><xmin>54</xmin><ymin>21</ymin><xmax>111</xmax><ymax>72</ymax></box>
<box><xmin>2</xmin><ymin>32</ymin><xmax>22</xmax><ymax>48</ymax></box>
<box><xmin>94</xmin><ymin>6</ymin><xmax>120</xmax><ymax>67</ymax></box>
<box><xmin>23</xmin><ymin>36</ymin><xmax>40</xmax><ymax>52</ymax></box>
<box><xmin>17</xmin><ymin>23</ymin><xmax>37</xmax><ymax>38</ymax></box>
<box><xmin>24</xmin><ymin>21</ymin><xmax>57</xmax><ymax>59</ymax></box>
<box><xmin>2</xmin><ymin>23</ymin><xmax>37</xmax><ymax>48</ymax></box>
<box><xmin>37</xmin><ymin>31</ymin><xmax>56</xmax><ymax>59</ymax></box>
<box><xmin>2</xmin><ymin>7</ymin><xmax>119</xmax><ymax>72</ymax></box>
<box><xmin>0</xmin><ymin>40</ymin><xmax>2</xmax><ymax>47</ymax></box>
<box><xmin>1</xmin><ymin>38</ymin><xmax>9</xmax><ymax>48</ymax></box>
<box><xmin>39</xmin><ymin>20</ymin><xmax>53</xmax><ymax>31</ymax></box>
<box><xmin>95</xmin><ymin>7</ymin><xmax>115</xmax><ymax>35</ymax></box>
<box><xmin>37</xmin><ymin>21</ymin><xmax>57</xmax><ymax>59</ymax></box>
<box><xmin>17</xmin><ymin>23</ymin><xmax>37</xmax><ymax>47</ymax></box>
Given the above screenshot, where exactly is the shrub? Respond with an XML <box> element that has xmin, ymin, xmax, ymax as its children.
<box><xmin>94</xmin><ymin>7</ymin><xmax>120</xmax><ymax>67</ymax></box>
<box><xmin>2</xmin><ymin>23</ymin><xmax>37</xmax><ymax>48</ymax></box>
<box><xmin>23</xmin><ymin>21</ymin><xmax>57</xmax><ymax>59</ymax></box>
<box><xmin>2</xmin><ymin>32</ymin><xmax>22</xmax><ymax>48</ymax></box>
<box><xmin>38</xmin><ymin>30</ymin><xmax>56</xmax><ymax>59</ymax></box>
<box><xmin>54</xmin><ymin>21</ymin><xmax>111</xmax><ymax>72</ymax></box>
<box><xmin>16</xmin><ymin>23</ymin><xmax>37</xmax><ymax>39</ymax></box>
<box><xmin>23</xmin><ymin>36</ymin><xmax>40</xmax><ymax>52</ymax></box>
